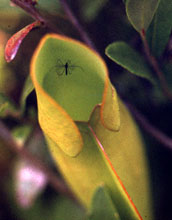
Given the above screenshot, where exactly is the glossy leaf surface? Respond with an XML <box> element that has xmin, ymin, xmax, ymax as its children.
<box><xmin>105</xmin><ymin>41</ymin><xmax>155</xmax><ymax>83</ymax></box>
<box><xmin>126</xmin><ymin>0</ymin><xmax>160</xmax><ymax>32</ymax></box>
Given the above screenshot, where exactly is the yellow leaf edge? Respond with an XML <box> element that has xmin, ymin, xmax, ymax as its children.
<box><xmin>30</xmin><ymin>34</ymin><xmax>83</xmax><ymax>157</ymax></box>
<box><xmin>30</xmin><ymin>34</ymin><xmax>144</xmax><ymax>219</ymax></box>
<box><xmin>44</xmin><ymin>33</ymin><xmax>120</xmax><ymax>131</ymax></box>
<box><xmin>30</xmin><ymin>33</ymin><xmax>121</xmax><ymax>155</ymax></box>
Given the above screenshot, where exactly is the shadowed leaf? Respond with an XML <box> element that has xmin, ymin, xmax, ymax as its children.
<box><xmin>105</xmin><ymin>41</ymin><xmax>155</xmax><ymax>83</ymax></box>
<box><xmin>0</xmin><ymin>93</ymin><xmax>19</xmax><ymax>118</ymax></box>
<box><xmin>150</xmin><ymin>0</ymin><xmax>172</xmax><ymax>57</ymax></box>
<box><xmin>20</xmin><ymin>75</ymin><xmax>34</xmax><ymax>113</ymax></box>
<box><xmin>81</xmin><ymin>0</ymin><xmax>108</xmax><ymax>22</ymax></box>
<box><xmin>126</xmin><ymin>0</ymin><xmax>160</xmax><ymax>32</ymax></box>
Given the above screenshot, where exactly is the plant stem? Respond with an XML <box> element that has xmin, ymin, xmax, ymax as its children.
<box><xmin>11</xmin><ymin>0</ymin><xmax>96</xmax><ymax>50</ymax></box>
<box><xmin>140</xmin><ymin>30</ymin><xmax>172</xmax><ymax>101</ymax></box>
<box><xmin>126</xmin><ymin>102</ymin><xmax>172</xmax><ymax>150</ymax></box>
<box><xmin>0</xmin><ymin>120</ymin><xmax>76</xmax><ymax>200</ymax></box>
<box><xmin>11</xmin><ymin>0</ymin><xmax>62</xmax><ymax>34</ymax></box>
<box><xmin>59</xmin><ymin>0</ymin><xmax>96</xmax><ymax>50</ymax></box>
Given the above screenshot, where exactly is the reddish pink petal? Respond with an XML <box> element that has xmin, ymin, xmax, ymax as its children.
<box><xmin>5</xmin><ymin>21</ymin><xmax>40</xmax><ymax>62</ymax></box>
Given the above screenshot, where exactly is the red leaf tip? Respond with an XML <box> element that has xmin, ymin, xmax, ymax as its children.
<box><xmin>5</xmin><ymin>21</ymin><xmax>40</xmax><ymax>62</ymax></box>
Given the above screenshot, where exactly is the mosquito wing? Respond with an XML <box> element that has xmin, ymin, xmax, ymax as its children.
<box><xmin>48</xmin><ymin>65</ymin><xmax>65</xmax><ymax>76</ymax></box>
<box><xmin>69</xmin><ymin>64</ymin><xmax>84</xmax><ymax>74</ymax></box>
<box><xmin>56</xmin><ymin>59</ymin><xmax>65</xmax><ymax>67</ymax></box>
<box><xmin>48</xmin><ymin>60</ymin><xmax>84</xmax><ymax>76</ymax></box>
<box><xmin>55</xmin><ymin>59</ymin><xmax>66</xmax><ymax>75</ymax></box>
<box><xmin>67</xmin><ymin>66</ymin><xmax>75</xmax><ymax>75</ymax></box>
<box><xmin>48</xmin><ymin>59</ymin><xmax>66</xmax><ymax>76</ymax></box>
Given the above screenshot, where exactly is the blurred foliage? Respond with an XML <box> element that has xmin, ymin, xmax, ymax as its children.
<box><xmin>80</xmin><ymin>0</ymin><xmax>108</xmax><ymax>22</ymax></box>
<box><xmin>0</xmin><ymin>0</ymin><xmax>172</xmax><ymax>220</ymax></box>
<box><xmin>88</xmin><ymin>186</ymin><xmax>121</xmax><ymax>220</ymax></box>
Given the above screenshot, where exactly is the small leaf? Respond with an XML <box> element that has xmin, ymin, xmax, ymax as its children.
<box><xmin>12</xmin><ymin>125</ymin><xmax>33</xmax><ymax>147</ymax></box>
<box><xmin>89</xmin><ymin>185</ymin><xmax>121</xmax><ymax>220</ymax></box>
<box><xmin>150</xmin><ymin>0</ymin><xmax>172</xmax><ymax>57</ymax></box>
<box><xmin>105</xmin><ymin>41</ymin><xmax>155</xmax><ymax>83</ymax></box>
<box><xmin>5</xmin><ymin>21</ymin><xmax>40</xmax><ymax>62</ymax></box>
<box><xmin>0</xmin><ymin>93</ymin><xmax>19</xmax><ymax>118</ymax></box>
<box><xmin>81</xmin><ymin>0</ymin><xmax>108</xmax><ymax>22</ymax></box>
<box><xmin>126</xmin><ymin>0</ymin><xmax>160</xmax><ymax>32</ymax></box>
<box><xmin>20</xmin><ymin>75</ymin><xmax>34</xmax><ymax>113</ymax></box>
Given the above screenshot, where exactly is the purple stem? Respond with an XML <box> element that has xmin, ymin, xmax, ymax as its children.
<box><xmin>126</xmin><ymin>102</ymin><xmax>172</xmax><ymax>150</ymax></box>
<box><xmin>11</xmin><ymin>0</ymin><xmax>62</xmax><ymax>34</ymax></box>
<box><xmin>59</xmin><ymin>0</ymin><xmax>96</xmax><ymax>50</ymax></box>
<box><xmin>140</xmin><ymin>31</ymin><xmax>172</xmax><ymax>101</ymax></box>
<box><xmin>0</xmin><ymin>120</ymin><xmax>76</xmax><ymax>199</ymax></box>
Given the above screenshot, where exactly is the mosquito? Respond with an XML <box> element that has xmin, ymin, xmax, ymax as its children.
<box><xmin>49</xmin><ymin>59</ymin><xmax>83</xmax><ymax>76</ymax></box>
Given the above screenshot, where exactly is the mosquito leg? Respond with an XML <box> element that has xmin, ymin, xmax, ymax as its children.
<box><xmin>71</xmin><ymin>65</ymin><xmax>84</xmax><ymax>72</ymax></box>
<box><xmin>57</xmin><ymin>67</ymin><xmax>65</xmax><ymax>76</ymax></box>
<box><xmin>56</xmin><ymin>59</ymin><xmax>64</xmax><ymax>66</ymax></box>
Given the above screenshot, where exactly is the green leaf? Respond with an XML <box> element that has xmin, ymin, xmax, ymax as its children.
<box><xmin>33</xmin><ymin>37</ymin><xmax>105</xmax><ymax>122</ymax></box>
<box><xmin>50</xmin><ymin>196</ymin><xmax>86</xmax><ymax>220</ymax></box>
<box><xmin>30</xmin><ymin>33</ymin><xmax>117</xmax><ymax>156</ymax></box>
<box><xmin>37</xmin><ymin>0</ymin><xmax>61</xmax><ymax>16</ymax></box>
<box><xmin>0</xmin><ymin>0</ymin><xmax>27</xmax><ymax>31</ymax></box>
<box><xmin>105</xmin><ymin>41</ymin><xmax>155</xmax><ymax>83</ymax></box>
<box><xmin>80</xmin><ymin>0</ymin><xmax>108</xmax><ymax>22</ymax></box>
<box><xmin>31</xmin><ymin>34</ymin><xmax>153</xmax><ymax>219</ymax></box>
<box><xmin>126</xmin><ymin>0</ymin><xmax>160</xmax><ymax>32</ymax></box>
<box><xmin>0</xmin><ymin>93</ymin><xmax>19</xmax><ymax>118</ymax></box>
<box><xmin>12</xmin><ymin>195</ymin><xmax>86</xmax><ymax>220</ymax></box>
<box><xmin>150</xmin><ymin>0</ymin><xmax>172</xmax><ymax>57</ymax></box>
<box><xmin>12</xmin><ymin>125</ymin><xmax>32</xmax><ymax>146</ymax></box>
<box><xmin>163</xmin><ymin>62</ymin><xmax>172</xmax><ymax>90</ymax></box>
<box><xmin>89</xmin><ymin>186</ymin><xmax>121</xmax><ymax>220</ymax></box>
<box><xmin>20</xmin><ymin>75</ymin><xmax>34</xmax><ymax>113</ymax></box>
<box><xmin>45</xmin><ymin>121</ymin><xmax>145</xmax><ymax>220</ymax></box>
